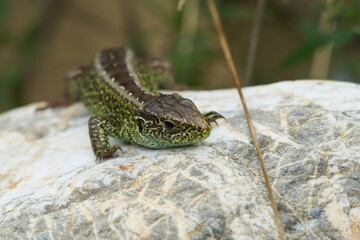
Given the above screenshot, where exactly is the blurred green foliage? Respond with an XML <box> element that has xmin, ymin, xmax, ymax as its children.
<box><xmin>282</xmin><ymin>0</ymin><xmax>360</xmax><ymax>69</ymax></box>
<box><xmin>330</xmin><ymin>0</ymin><xmax>360</xmax><ymax>29</ymax></box>
<box><xmin>281</xmin><ymin>24</ymin><xmax>355</xmax><ymax>69</ymax></box>
<box><xmin>0</xmin><ymin>0</ymin><xmax>45</xmax><ymax>112</ymax></box>
<box><xmin>0</xmin><ymin>0</ymin><xmax>360</xmax><ymax>112</ymax></box>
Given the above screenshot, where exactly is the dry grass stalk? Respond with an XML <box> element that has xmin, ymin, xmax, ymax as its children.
<box><xmin>310</xmin><ymin>0</ymin><xmax>337</xmax><ymax>79</ymax></box>
<box><xmin>244</xmin><ymin>0</ymin><xmax>267</xmax><ymax>86</ymax></box>
<box><xmin>206</xmin><ymin>0</ymin><xmax>287</xmax><ymax>239</ymax></box>
<box><xmin>177</xmin><ymin>0</ymin><xmax>187</xmax><ymax>11</ymax></box>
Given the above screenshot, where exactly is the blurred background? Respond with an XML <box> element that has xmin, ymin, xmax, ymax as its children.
<box><xmin>0</xmin><ymin>0</ymin><xmax>359</xmax><ymax>112</ymax></box>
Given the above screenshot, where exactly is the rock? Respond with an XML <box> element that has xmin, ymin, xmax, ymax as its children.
<box><xmin>1</xmin><ymin>80</ymin><xmax>360</xmax><ymax>239</ymax></box>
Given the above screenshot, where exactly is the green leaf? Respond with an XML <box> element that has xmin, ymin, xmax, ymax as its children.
<box><xmin>280</xmin><ymin>31</ymin><xmax>329</xmax><ymax>69</ymax></box>
<box><xmin>281</xmin><ymin>26</ymin><xmax>357</xmax><ymax>69</ymax></box>
<box><xmin>331</xmin><ymin>29</ymin><xmax>356</xmax><ymax>49</ymax></box>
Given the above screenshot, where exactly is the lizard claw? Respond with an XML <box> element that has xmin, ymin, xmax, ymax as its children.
<box><xmin>111</xmin><ymin>145</ymin><xmax>123</xmax><ymax>157</ymax></box>
<box><xmin>203</xmin><ymin>111</ymin><xmax>225</xmax><ymax>126</ymax></box>
<box><xmin>95</xmin><ymin>145</ymin><xmax>123</xmax><ymax>163</ymax></box>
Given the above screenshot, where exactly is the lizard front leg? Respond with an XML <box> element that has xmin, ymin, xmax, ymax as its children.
<box><xmin>88</xmin><ymin>115</ymin><xmax>123</xmax><ymax>162</ymax></box>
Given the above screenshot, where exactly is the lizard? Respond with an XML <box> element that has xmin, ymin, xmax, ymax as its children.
<box><xmin>63</xmin><ymin>47</ymin><xmax>224</xmax><ymax>162</ymax></box>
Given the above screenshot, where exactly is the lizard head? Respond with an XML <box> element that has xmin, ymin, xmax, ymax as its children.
<box><xmin>136</xmin><ymin>93</ymin><xmax>212</xmax><ymax>148</ymax></box>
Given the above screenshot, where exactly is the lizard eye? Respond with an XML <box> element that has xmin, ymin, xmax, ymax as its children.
<box><xmin>137</xmin><ymin>119</ymin><xmax>144</xmax><ymax>133</ymax></box>
<box><xmin>164</xmin><ymin>121</ymin><xmax>175</xmax><ymax>130</ymax></box>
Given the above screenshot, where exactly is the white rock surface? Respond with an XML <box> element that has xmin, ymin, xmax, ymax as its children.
<box><xmin>1</xmin><ymin>80</ymin><xmax>360</xmax><ymax>239</ymax></box>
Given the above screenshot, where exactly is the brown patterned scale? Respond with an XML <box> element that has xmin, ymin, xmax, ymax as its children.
<box><xmin>94</xmin><ymin>48</ymin><xmax>157</xmax><ymax>110</ymax></box>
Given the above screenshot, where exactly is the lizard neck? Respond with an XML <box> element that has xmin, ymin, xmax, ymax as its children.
<box><xmin>94</xmin><ymin>47</ymin><xmax>158</xmax><ymax>111</ymax></box>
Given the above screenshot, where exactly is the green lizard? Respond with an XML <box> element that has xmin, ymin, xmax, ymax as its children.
<box><xmin>66</xmin><ymin>47</ymin><xmax>223</xmax><ymax>161</ymax></box>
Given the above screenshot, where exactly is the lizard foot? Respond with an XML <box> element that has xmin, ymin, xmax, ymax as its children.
<box><xmin>95</xmin><ymin>145</ymin><xmax>123</xmax><ymax>163</ymax></box>
<box><xmin>36</xmin><ymin>95</ymin><xmax>75</xmax><ymax>111</ymax></box>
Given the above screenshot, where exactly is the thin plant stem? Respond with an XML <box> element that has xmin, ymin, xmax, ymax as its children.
<box><xmin>179</xmin><ymin>0</ymin><xmax>201</xmax><ymax>56</ymax></box>
<box><xmin>177</xmin><ymin>0</ymin><xmax>187</xmax><ymax>11</ymax></box>
<box><xmin>310</xmin><ymin>0</ymin><xmax>336</xmax><ymax>79</ymax></box>
<box><xmin>206</xmin><ymin>0</ymin><xmax>287</xmax><ymax>239</ymax></box>
<box><xmin>244</xmin><ymin>0</ymin><xmax>267</xmax><ymax>86</ymax></box>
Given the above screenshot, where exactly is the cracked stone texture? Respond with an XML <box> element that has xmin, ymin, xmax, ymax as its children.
<box><xmin>1</xmin><ymin>80</ymin><xmax>360</xmax><ymax>239</ymax></box>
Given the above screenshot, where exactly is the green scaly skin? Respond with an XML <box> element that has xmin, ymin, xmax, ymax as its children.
<box><xmin>67</xmin><ymin>47</ymin><xmax>224</xmax><ymax>161</ymax></box>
